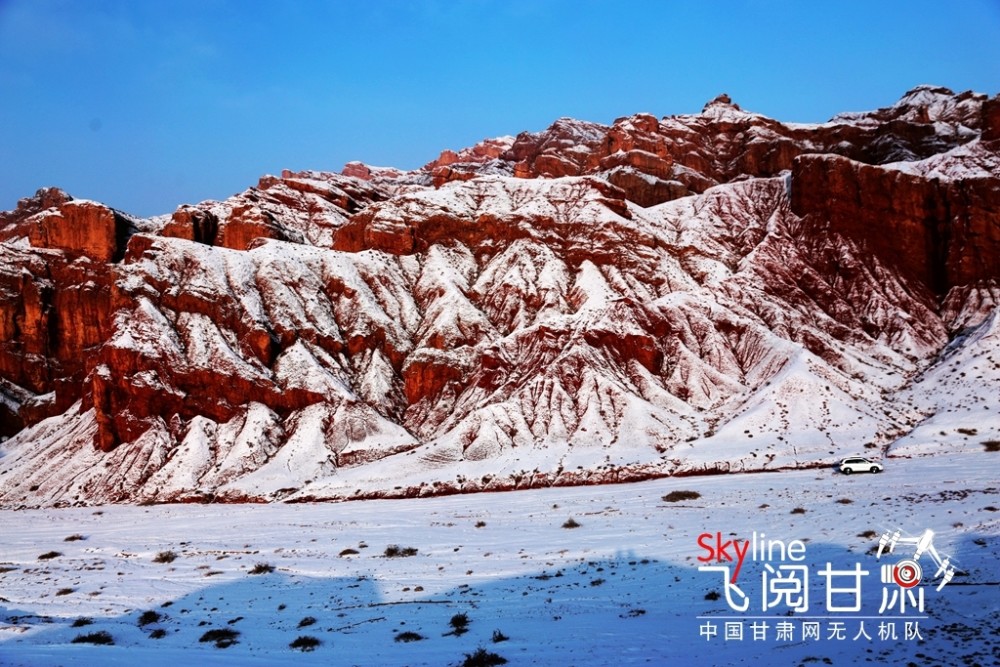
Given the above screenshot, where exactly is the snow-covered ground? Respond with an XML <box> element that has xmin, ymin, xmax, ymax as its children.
<box><xmin>1</xmin><ymin>450</ymin><xmax>998</xmax><ymax>666</ymax></box>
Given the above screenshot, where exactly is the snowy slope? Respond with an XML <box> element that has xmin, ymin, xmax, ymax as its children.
<box><xmin>0</xmin><ymin>86</ymin><xmax>998</xmax><ymax>507</ymax></box>
<box><xmin>1</xmin><ymin>170</ymin><xmax>987</xmax><ymax>507</ymax></box>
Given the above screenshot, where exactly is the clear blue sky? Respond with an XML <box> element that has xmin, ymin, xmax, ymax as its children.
<box><xmin>2</xmin><ymin>0</ymin><xmax>998</xmax><ymax>217</ymax></box>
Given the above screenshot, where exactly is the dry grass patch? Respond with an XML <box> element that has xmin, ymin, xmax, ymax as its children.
<box><xmin>662</xmin><ymin>490</ymin><xmax>701</xmax><ymax>502</ymax></box>
<box><xmin>289</xmin><ymin>635</ymin><xmax>321</xmax><ymax>652</ymax></box>
<box><xmin>72</xmin><ymin>631</ymin><xmax>114</xmax><ymax>645</ymax></box>
<box><xmin>199</xmin><ymin>628</ymin><xmax>239</xmax><ymax>648</ymax></box>
<box><xmin>249</xmin><ymin>562</ymin><xmax>275</xmax><ymax>574</ymax></box>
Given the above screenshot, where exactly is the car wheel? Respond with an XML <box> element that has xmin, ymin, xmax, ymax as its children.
<box><xmin>871</xmin><ymin>467</ymin><xmax>880</xmax><ymax>473</ymax></box>
<box><xmin>843</xmin><ymin>468</ymin><xmax>852</xmax><ymax>475</ymax></box>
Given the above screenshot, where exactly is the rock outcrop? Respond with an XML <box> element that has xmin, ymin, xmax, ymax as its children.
<box><xmin>0</xmin><ymin>191</ymin><xmax>124</xmax><ymax>437</ymax></box>
<box><xmin>409</xmin><ymin>85</ymin><xmax>992</xmax><ymax>210</ymax></box>
<box><xmin>791</xmin><ymin>146</ymin><xmax>1000</xmax><ymax>294</ymax></box>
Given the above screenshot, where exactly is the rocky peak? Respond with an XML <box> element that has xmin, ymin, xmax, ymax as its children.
<box><xmin>503</xmin><ymin>117</ymin><xmax>611</xmax><ymax>178</ymax></box>
<box><xmin>420</xmin><ymin>137</ymin><xmax>517</xmax><ymax>188</ymax></box>
<box><xmin>341</xmin><ymin>161</ymin><xmax>409</xmax><ymax>182</ymax></box>
<box><xmin>833</xmin><ymin>85</ymin><xmax>987</xmax><ymax>130</ymax></box>
<box><xmin>25</xmin><ymin>199</ymin><xmax>130</xmax><ymax>263</ymax></box>
<box><xmin>342</xmin><ymin>161</ymin><xmax>374</xmax><ymax>180</ymax></box>
<box><xmin>702</xmin><ymin>93</ymin><xmax>739</xmax><ymax>111</ymax></box>
<box><xmin>893</xmin><ymin>84</ymin><xmax>957</xmax><ymax>108</ymax></box>
<box><xmin>0</xmin><ymin>187</ymin><xmax>74</xmax><ymax>237</ymax></box>
<box><xmin>28</xmin><ymin>185</ymin><xmax>73</xmax><ymax>209</ymax></box>
<box><xmin>423</xmin><ymin>136</ymin><xmax>515</xmax><ymax>170</ymax></box>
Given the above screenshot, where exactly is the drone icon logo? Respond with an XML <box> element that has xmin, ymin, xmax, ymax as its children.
<box><xmin>876</xmin><ymin>528</ymin><xmax>957</xmax><ymax>591</ymax></box>
<box><xmin>887</xmin><ymin>558</ymin><xmax>921</xmax><ymax>588</ymax></box>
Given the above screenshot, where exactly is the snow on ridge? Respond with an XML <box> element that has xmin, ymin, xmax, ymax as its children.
<box><xmin>886</xmin><ymin>139</ymin><xmax>1000</xmax><ymax>180</ymax></box>
<box><xmin>4</xmin><ymin>167</ymin><xmax>996</xmax><ymax>507</ymax></box>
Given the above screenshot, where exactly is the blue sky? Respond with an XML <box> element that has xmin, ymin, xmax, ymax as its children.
<box><xmin>2</xmin><ymin>0</ymin><xmax>998</xmax><ymax>217</ymax></box>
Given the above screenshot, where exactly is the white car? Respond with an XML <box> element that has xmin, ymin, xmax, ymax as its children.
<box><xmin>839</xmin><ymin>456</ymin><xmax>884</xmax><ymax>474</ymax></box>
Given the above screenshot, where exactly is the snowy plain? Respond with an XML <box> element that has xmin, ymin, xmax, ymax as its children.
<box><xmin>1</xmin><ymin>448</ymin><xmax>998</xmax><ymax>666</ymax></box>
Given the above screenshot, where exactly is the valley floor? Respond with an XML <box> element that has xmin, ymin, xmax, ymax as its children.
<box><xmin>1</xmin><ymin>450</ymin><xmax>998</xmax><ymax>666</ymax></box>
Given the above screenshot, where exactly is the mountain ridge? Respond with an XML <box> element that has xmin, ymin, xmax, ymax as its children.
<box><xmin>1</xmin><ymin>85</ymin><xmax>998</xmax><ymax>507</ymax></box>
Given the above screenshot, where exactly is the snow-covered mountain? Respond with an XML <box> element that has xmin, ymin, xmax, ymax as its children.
<box><xmin>1</xmin><ymin>85</ymin><xmax>998</xmax><ymax>507</ymax></box>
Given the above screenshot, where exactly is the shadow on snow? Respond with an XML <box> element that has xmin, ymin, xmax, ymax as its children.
<box><xmin>1</xmin><ymin>533</ymin><xmax>999</xmax><ymax>667</ymax></box>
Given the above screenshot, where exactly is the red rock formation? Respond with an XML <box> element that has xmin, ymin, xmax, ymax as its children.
<box><xmin>424</xmin><ymin>136</ymin><xmax>512</xmax><ymax>170</ymax></box>
<box><xmin>161</xmin><ymin>205</ymin><xmax>219</xmax><ymax>244</ymax></box>
<box><xmin>504</xmin><ymin>118</ymin><xmax>610</xmax><ymax>178</ymax></box>
<box><xmin>433</xmin><ymin>86</ymin><xmax>992</xmax><ymax>208</ymax></box>
<box><xmin>0</xmin><ymin>195</ymin><xmax>120</xmax><ymax>435</ymax></box>
<box><xmin>983</xmin><ymin>94</ymin><xmax>1000</xmax><ymax>143</ymax></box>
<box><xmin>790</xmin><ymin>153</ymin><xmax>1000</xmax><ymax>294</ymax></box>
<box><xmin>1</xmin><ymin>86</ymin><xmax>998</xmax><ymax>506</ymax></box>
<box><xmin>25</xmin><ymin>200</ymin><xmax>128</xmax><ymax>262</ymax></box>
<box><xmin>338</xmin><ymin>87</ymin><xmax>992</xmax><ymax>210</ymax></box>
<box><xmin>403</xmin><ymin>350</ymin><xmax>468</xmax><ymax>406</ymax></box>
<box><xmin>0</xmin><ymin>187</ymin><xmax>73</xmax><ymax>239</ymax></box>
<box><xmin>215</xmin><ymin>203</ymin><xmax>289</xmax><ymax>250</ymax></box>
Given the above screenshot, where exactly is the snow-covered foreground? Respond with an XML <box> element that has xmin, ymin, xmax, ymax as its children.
<box><xmin>1</xmin><ymin>451</ymin><xmax>998</xmax><ymax>666</ymax></box>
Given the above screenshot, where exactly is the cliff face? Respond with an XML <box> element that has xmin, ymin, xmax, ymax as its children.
<box><xmin>790</xmin><ymin>147</ymin><xmax>1000</xmax><ymax>294</ymax></box>
<box><xmin>1</xmin><ymin>85</ymin><xmax>999</xmax><ymax>507</ymax></box>
<box><xmin>0</xmin><ymin>191</ymin><xmax>126</xmax><ymax>436</ymax></box>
